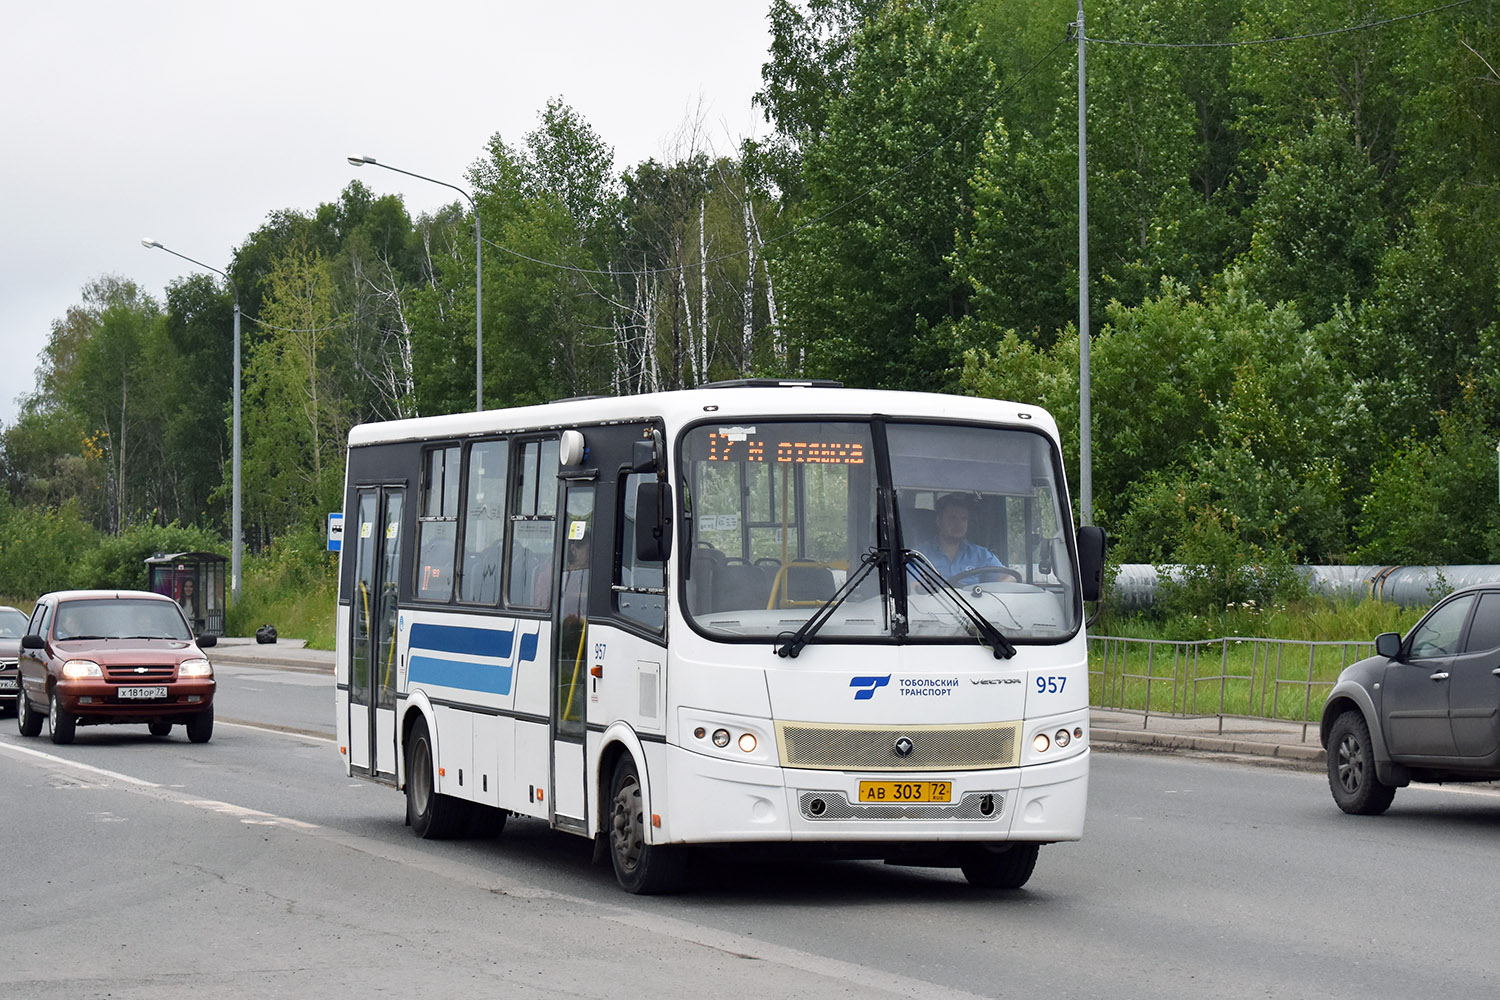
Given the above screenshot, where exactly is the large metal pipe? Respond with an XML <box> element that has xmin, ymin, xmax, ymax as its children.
<box><xmin>1109</xmin><ymin>565</ymin><xmax>1500</xmax><ymax>610</ymax></box>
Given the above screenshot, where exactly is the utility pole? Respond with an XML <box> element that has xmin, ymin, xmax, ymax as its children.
<box><xmin>1076</xmin><ymin>0</ymin><xmax>1093</xmax><ymax>526</ymax></box>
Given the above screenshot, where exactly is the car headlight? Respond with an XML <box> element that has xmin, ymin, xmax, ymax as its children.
<box><xmin>178</xmin><ymin>658</ymin><xmax>213</xmax><ymax>678</ymax></box>
<box><xmin>61</xmin><ymin>659</ymin><xmax>102</xmax><ymax>679</ymax></box>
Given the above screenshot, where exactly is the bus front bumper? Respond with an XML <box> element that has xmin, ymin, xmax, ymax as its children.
<box><xmin>658</xmin><ymin>742</ymin><xmax>1088</xmax><ymax>845</ymax></box>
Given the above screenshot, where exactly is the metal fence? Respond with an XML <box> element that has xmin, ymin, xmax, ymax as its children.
<box><xmin>1088</xmin><ymin>635</ymin><xmax>1375</xmax><ymax>736</ymax></box>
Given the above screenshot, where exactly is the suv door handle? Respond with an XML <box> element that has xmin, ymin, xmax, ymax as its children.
<box><xmin>1492</xmin><ymin>668</ymin><xmax>1500</xmax><ymax>677</ymax></box>
<box><xmin>1430</xmin><ymin>672</ymin><xmax>1451</xmax><ymax>681</ymax></box>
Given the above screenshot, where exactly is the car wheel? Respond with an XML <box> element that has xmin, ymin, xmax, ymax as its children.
<box><xmin>49</xmin><ymin>690</ymin><xmax>76</xmax><ymax>745</ymax></box>
<box><xmin>185</xmin><ymin>706</ymin><xmax>214</xmax><ymax>744</ymax></box>
<box><xmin>148</xmin><ymin>722</ymin><xmax>173</xmax><ymax>737</ymax></box>
<box><xmin>1328</xmin><ymin>709</ymin><xmax>1396</xmax><ymax>816</ymax></box>
<box><xmin>608</xmin><ymin>755</ymin><xmax>684</xmax><ymax>894</ymax></box>
<box><xmin>17</xmin><ymin>691</ymin><xmax>42</xmax><ymax>738</ymax></box>
<box><xmin>405</xmin><ymin>716</ymin><xmax>468</xmax><ymax>839</ymax></box>
<box><xmin>960</xmin><ymin>842</ymin><xmax>1040</xmax><ymax>889</ymax></box>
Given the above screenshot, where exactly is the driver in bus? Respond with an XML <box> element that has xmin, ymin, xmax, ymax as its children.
<box><xmin>913</xmin><ymin>492</ymin><xmax>1021</xmax><ymax>582</ymax></box>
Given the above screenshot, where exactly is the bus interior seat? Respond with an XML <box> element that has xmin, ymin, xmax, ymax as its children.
<box><xmin>689</xmin><ymin>542</ymin><xmax>724</xmax><ymax>614</ymax></box>
<box><xmin>713</xmin><ymin>558</ymin><xmax>770</xmax><ymax>611</ymax></box>
<box><xmin>784</xmin><ymin>560</ymin><xmax>836</xmax><ymax>604</ymax></box>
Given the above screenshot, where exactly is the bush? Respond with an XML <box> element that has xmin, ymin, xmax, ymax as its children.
<box><xmin>227</xmin><ymin>522</ymin><xmax>338</xmax><ymax>648</ymax></box>
<box><xmin>0</xmin><ymin>498</ymin><xmax>99</xmax><ymax>596</ymax></box>
<box><xmin>73</xmin><ymin>523</ymin><xmax>226</xmax><ymax>591</ymax></box>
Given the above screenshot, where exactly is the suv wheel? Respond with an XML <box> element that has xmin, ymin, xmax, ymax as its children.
<box><xmin>49</xmin><ymin>690</ymin><xmax>76</xmax><ymax>745</ymax></box>
<box><xmin>17</xmin><ymin>692</ymin><xmax>42</xmax><ymax>738</ymax></box>
<box><xmin>1328</xmin><ymin>709</ymin><xmax>1396</xmax><ymax>815</ymax></box>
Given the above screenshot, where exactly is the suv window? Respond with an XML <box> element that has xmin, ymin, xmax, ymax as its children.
<box><xmin>1465</xmin><ymin>592</ymin><xmax>1500</xmax><ymax>652</ymax></box>
<box><xmin>1408</xmin><ymin>594</ymin><xmax>1475</xmax><ymax>659</ymax></box>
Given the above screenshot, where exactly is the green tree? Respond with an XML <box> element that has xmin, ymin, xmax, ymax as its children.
<box><xmin>776</xmin><ymin>1</ymin><xmax>1002</xmax><ymax>390</ymax></box>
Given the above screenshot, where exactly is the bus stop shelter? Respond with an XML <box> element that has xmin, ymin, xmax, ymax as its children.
<box><xmin>145</xmin><ymin>551</ymin><xmax>226</xmax><ymax>636</ymax></box>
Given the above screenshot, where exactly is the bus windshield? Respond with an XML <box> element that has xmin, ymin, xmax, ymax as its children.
<box><xmin>681</xmin><ymin>419</ymin><xmax>1081</xmax><ymax>645</ymax></box>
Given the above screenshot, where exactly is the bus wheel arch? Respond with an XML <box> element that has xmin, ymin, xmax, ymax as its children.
<box><xmin>404</xmin><ymin>711</ymin><xmax>469</xmax><ymax>839</ymax></box>
<box><xmin>606</xmin><ymin>752</ymin><xmax>685</xmax><ymax>894</ymax></box>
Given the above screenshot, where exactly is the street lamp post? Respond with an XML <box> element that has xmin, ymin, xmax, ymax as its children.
<box><xmin>140</xmin><ymin>238</ymin><xmax>242</xmax><ymax>602</ymax></box>
<box><xmin>348</xmin><ymin>155</ymin><xmax>483</xmax><ymax>411</ymax></box>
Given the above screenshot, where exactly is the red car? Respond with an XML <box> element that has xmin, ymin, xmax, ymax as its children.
<box><xmin>15</xmin><ymin>590</ymin><xmax>217</xmax><ymax>745</ymax></box>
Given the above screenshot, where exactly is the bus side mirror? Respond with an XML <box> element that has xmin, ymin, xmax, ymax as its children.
<box><xmin>1076</xmin><ymin>525</ymin><xmax>1107</xmax><ymax>602</ymax></box>
<box><xmin>636</xmin><ymin>480</ymin><xmax>674</xmax><ymax>563</ymax></box>
<box><xmin>1375</xmin><ymin>632</ymin><xmax>1401</xmax><ymax>659</ymax></box>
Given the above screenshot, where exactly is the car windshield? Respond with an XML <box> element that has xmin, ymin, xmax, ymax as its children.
<box><xmin>681</xmin><ymin>419</ymin><xmax>1081</xmax><ymax>645</ymax></box>
<box><xmin>53</xmin><ymin>599</ymin><xmax>193</xmax><ymax>641</ymax></box>
<box><xmin>0</xmin><ymin>608</ymin><xmax>27</xmax><ymax>638</ymax></box>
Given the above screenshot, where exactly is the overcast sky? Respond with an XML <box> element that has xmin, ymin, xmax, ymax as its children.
<box><xmin>0</xmin><ymin>1</ymin><xmax>773</xmax><ymax>427</ymax></box>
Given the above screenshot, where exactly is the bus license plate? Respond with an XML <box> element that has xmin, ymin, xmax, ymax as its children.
<box><xmin>858</xmin><ymin>780</ymin><xmax>952</xmax><ymax>804</ymax></box>
<box><xmin>118</xmin><ymin>686</ymin><xmax>167</xmax><ymax>700</ymax></box>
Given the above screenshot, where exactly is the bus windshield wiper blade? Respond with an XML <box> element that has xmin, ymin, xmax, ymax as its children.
<box><xmin>775</xmin><ymin>548</ymin><xmax>885</xmax><ymax>659</ymax></box>
<box><xmin>903</xmin><ymin>550</ymin><xmax>1017</xmax><ymax>660</ymax></box>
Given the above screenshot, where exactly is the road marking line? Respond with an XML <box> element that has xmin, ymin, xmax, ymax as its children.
<box><xmin>0</xmin><ymin>742</ymin><xmax>160</xmax><ymax>786</ymax></box>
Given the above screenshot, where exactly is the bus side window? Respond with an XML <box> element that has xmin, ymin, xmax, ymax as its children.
<box><xmin>416</xmin><ymin>445</ymin><xmax>460</xmax><ymax>602</ymax></box>
<box><xmin>616</xmin><ymin>472</ymin><xmax>665</xmax><ymax>632</ymax></box>
<box><xmin>460</xmin><ymin>439</ymin><xmax>508</xmax><ymax>604</ymax></box>
<box><xmin>508</xmin><ymin>438</ymin><xmax>559</xmax><ymax>609</ymax></box>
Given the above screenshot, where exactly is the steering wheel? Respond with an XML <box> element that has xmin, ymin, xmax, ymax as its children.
<box><xmin>949</xmin><ymin>566</ymin><xmax>1021</xmax><ymax>586</ymax></box>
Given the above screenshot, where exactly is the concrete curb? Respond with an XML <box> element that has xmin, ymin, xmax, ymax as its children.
<box><xmin>1093</xmin><ymin>726</ymin><xmax>1325</xmax><ymax>767</ymax></box>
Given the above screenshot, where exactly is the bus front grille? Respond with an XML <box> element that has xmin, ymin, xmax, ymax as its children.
<box><xmin>775</xmin><ymin>721</ymin><xmax>1020</xmax><ymax>771</ymax></box>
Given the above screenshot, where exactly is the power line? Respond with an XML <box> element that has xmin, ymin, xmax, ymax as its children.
<box><xmin>1086</xmin><ymin>0</ymin><xmax>1478</xmax><ymax>48</ymax></box>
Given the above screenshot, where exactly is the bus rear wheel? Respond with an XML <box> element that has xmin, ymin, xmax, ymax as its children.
<box><xmin>960</xmin><ymin>842</ymin><xmax>1040</xmax><ymax>889</ymax></box>
<box><xmin>406</xmin><ymin>716</ymin><xmax>469</xmax><ymax>839</ymax></box>
<box><xmin>608</xmin><ymin>756</ymin><xmax>684</xmax><ymax>894</ymax></box>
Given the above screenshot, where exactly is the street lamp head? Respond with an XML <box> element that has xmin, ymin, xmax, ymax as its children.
<box><xmin>141</xmin><ymin>237</ymin><xmax>162</xmax><ymax>249</ymax></box>
<box><xmin>347</xmin><ymin>155</ymin><xmax>375</xmax><ymax>166</ymax></box>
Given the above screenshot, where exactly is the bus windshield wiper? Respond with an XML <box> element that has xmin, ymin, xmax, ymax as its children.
<box><xmin>775</xmin><ymin>548</ymin><xmax>885</xmax><ymax>659</ymax></box>
<box><xmin>903</xmin><ymin>550</ymin><xmax>1017</xmax><ymax>660</ymax></box>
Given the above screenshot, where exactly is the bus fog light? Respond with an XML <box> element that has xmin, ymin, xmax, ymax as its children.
<box><xmin>1055</xmin><ymin>729</ymin><xmax>1071</xmax><ymax>748</ymax></box>
<box><xmin>738</xmin><ymin>733</ymin><xmax>757</xmax><ymax>753</ymax></box>
<box><xmin>1033</xmin><ymin>733</ymin><xmax>1050</xmax><ymax>753</ymax></box>
<box><xmin>712</xmin><ymin>728</ymin><xmax>731</xmax><ymax>748</ymax></box>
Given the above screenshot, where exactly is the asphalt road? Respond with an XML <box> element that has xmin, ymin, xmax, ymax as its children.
<box><xmin>4</xmin><ymin>663</ymin><xmax>1500</xmax><ymax>999</ymax></box>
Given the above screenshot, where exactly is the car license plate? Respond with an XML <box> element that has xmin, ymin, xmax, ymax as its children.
<box><xmin>858</xmin><ymin>780</ymin><xmax>952</xmax><ymax>803</ymax></box>
<box><xmin>0</xmin><ymin>677</ymin><xmax>16</xmax><ymax>689</ymax></box>
<box><xmin>118</xmin><ymin>686</ymin><xmax>167</xmax><ymax>700</ymax></box>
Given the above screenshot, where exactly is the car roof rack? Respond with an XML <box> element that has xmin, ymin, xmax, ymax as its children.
<box><xmin>698</xmin><ymin>378</ymin><xmax>844</xmax><ymax>389</ymax></box>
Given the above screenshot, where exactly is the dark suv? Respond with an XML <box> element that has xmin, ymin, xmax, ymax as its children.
<box><xmin>1321</xmin><ymin>584</ymin><xmax>1500</xmax><ymax>814</ymax></box>
<box><xmin>16</xmin><ymin>590</ymin><xmax>217</xmax><ymax>745</ymax></box>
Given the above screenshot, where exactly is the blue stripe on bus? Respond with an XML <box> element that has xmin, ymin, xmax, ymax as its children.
<box><xmin>408</xmin><ymin>654</ymin><xmax>514</xmax><ymax>696</ymax></box>
<box><xmin>409</xmin><ymin>623</ymin><xmax>515</xmax><ymax>659</ymax></box>
<box><xmin>519</xmin><ymin>631</ymin><xmax>539</xmax><ymax>665</ymax></box>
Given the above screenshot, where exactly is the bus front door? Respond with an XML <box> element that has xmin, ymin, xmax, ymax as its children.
<box><xmin>349</xmin><ymin>486</ymin><xmax>404</xmax><ymax>784</ymax></box>
<box><xmin>550</xmin><ymin>482</ymin><xmax>593</xmax><ymax>831</ymax></box>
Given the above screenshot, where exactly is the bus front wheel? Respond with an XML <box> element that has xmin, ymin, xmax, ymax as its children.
<box><xmin>608</xmin><ymin>755</ymin><xmax>684</xmax><ymax>894</ymax></box>
<box><xmin>960</xmin><ymin>842</ymin><xmax>1040</xmax><ymax>889</ymax></box>
<box><xmin>406</xmin><ymin>716</ymin><xmax>469</xmax><ymax>839</ymax></box>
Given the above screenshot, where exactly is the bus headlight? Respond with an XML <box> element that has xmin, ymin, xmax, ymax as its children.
<box><xmin>1055</xmin><ymin>728</ymin><xmax>1071</xmax><ymax>748</ymax></box>
<box><xmin>712</xmin><ymin>729</ymin><xmax>731</xmax><ymax>748</ymax></box>
<box><xmin>738</xmin><ymin>733</ymin><xmax>757</xmax><ymax>753</ymax></box>
<box><xmin>1033</xmin><ymin>732</ymin><xmax>1051</xmax><ymax>753</ymax></box>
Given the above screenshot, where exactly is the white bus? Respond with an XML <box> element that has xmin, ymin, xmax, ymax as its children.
<box><xmin>335</xmin><ymin>382</ymin><xmax>1106</xmax><ymax>893</ymax></box>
